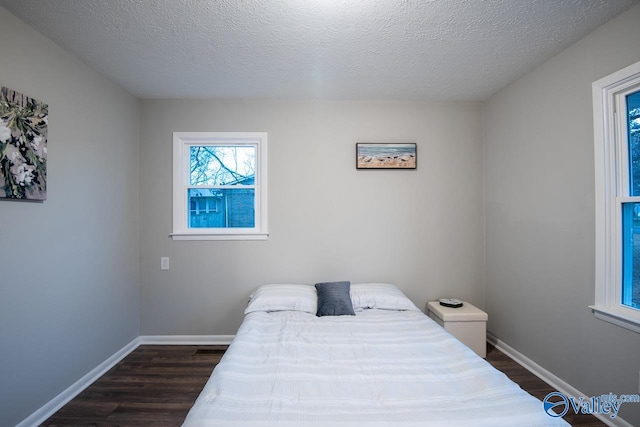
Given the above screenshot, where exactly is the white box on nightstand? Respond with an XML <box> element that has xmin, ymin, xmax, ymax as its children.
<box><xmin>427</xmin><ymin>301</ymin><xmax>488</xmax><ymax>358</ymax></box>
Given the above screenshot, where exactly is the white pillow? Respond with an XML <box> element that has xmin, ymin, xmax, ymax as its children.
<box><xmin>244</xmin><ymin>284</ymin><xmax>317</xmax><ymax>314</ymax></box>
<box><xmin>350</xmin><ymin>283</ymin><xmax>419</xmax><ymax>311</ymax></box>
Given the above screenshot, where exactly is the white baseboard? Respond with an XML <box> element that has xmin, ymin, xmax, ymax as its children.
<box><xmin>487</xmin><ymin>332</ymin><xmax>632</xmax><ymax>427</ymax></box>
<box><xmin>139</xmin><ymin>334</ymin><xmax>235</xmax><ymax>345</ymax></box>
<box><xmin>16</xmin><ymin>337</ymin><xmax>141</xmax><ymax>427</ymax></box>
<box><xmin>16</xmin><ymin>335</ymin><xmax>235</xmax><ymax>427</ymax></box>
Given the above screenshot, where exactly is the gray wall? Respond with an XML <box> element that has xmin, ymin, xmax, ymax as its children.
<box><xmin>139</xmin><ymin>99</ymin><xmax>484</xmax><ymax>334</ymax></box>
<box><xmin>0</xmin><ymin>6</ymin><xmax>140</xmax><ymax>427</ymax></box>
<box><xmin>484</xmin><ymin>4</ymin><xmax>640</xmax><ymax>424</ymax></box>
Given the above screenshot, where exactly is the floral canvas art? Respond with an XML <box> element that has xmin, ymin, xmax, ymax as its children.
<box><xmin>0</xmin><ymin>87</ymin><xmax>48</xmax><ymax>200</ymax></box>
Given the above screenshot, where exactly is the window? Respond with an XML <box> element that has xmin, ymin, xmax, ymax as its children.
<box><xmin>172</xmin><ymin>132</ymin><xmax>268</xmax><ymax>240</ymax></box>
<box><xmin>592</xmin><ymin>60</ymin><xmax>640</xmax><ymax>333</ymax></box>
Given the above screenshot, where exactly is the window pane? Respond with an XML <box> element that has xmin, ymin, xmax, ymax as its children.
<box><xmin>190</xmin><ymin>145</ymin><xmax>256</xmax><ymax>186</ymax></box>
<box><xmin>627</xmin><ymin>91</ymin><xmax>640</xmax><ymax>196</ymax></box>
<box><xmin>624</xmin><ymin>91</ymin><xmax>640</xmax><ymax>309</ymax></box>
<box><xmin>188</xmin><ymin>188</ymin><xmax>255</xmax><ymax>228</ymax></box>
<box><xmin>622</xmin><ymin>202</ymin><xmax>640</xmax><ymax>309</ymax></box>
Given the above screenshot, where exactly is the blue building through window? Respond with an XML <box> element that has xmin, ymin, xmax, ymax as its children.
<box><xmin>188</xmin><ymin>176</ymin><xmax>255</xmax><ymax>228</ymax></box>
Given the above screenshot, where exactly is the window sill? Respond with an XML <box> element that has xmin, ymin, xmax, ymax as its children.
<box><xmin>170</xmin><ymin>232</ymin><xmax>269</xmax><ymax>241</ymax></box>
<box><xmin>589</xmin><ymin>305</ymin><xmax>640</xmax><ymax>334</ymax></box>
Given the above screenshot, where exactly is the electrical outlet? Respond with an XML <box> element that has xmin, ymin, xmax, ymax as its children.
<box><xmin>160</xmin><ymin>257</ymin><xmax>170</xmax><ymax>270</ymax></box>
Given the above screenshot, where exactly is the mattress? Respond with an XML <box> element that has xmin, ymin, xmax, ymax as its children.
<box><xmin>183</xmin><ymin>306</ymin><xmax>568</xmax><ymax>426</ymax></box>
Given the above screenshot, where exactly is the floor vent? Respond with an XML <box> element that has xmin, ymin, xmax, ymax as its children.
<box><xmin>195</xmin><ymin>349</ymin><xmax>226</xmax><ymax>355</ymax></box>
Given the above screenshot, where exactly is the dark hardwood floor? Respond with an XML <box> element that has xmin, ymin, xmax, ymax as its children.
<box><xmin>485</xmin><ymin>345</ymin><xmax>606</xmax><ymax>427</ymax></box>
<box><xmin>41</xmin><ymin>345</ymin><xmax>227</xmax><ymax>427</ymax></box>
<box><xmin>41</xmin><ymin>343</ymin><xmax>605</xmax><ymax>426</ymax></box>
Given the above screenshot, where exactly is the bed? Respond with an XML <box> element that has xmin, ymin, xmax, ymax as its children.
<box><xmin>182</xmin><ymin>282</ymin><xmax>568</xmax><ymax>426</ymax></box>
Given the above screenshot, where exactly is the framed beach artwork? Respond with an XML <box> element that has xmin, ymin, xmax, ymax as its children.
<box><xmin>0</xmin><ymin>87</ymin><xmax>48</xmax><ymax>200</ymax></box>
<box><xmin>356</xmin><ymin>143</ymin><xmax>416</xmax><ymax>169</ymax></box>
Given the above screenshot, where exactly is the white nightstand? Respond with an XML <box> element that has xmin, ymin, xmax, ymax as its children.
<box><xmin>427</xmin><ymin>301</ymin><xmax>488</xmax><ymax>358</ymax></box>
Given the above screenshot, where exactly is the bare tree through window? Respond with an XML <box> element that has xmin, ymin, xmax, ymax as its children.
<box><xmin>190</xmin><ymin>146</ymin><xmax>255</xmax><ymax>186</ymax></box>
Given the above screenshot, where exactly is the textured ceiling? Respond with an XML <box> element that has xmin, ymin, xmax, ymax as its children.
<box><xmin>0</xmin><ymin>0</ymin><xmax>636</xmax><ymax>100</ymax></box>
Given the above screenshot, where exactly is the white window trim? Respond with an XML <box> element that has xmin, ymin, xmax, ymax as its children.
<box><xmin>171</xmin><ymin>132</ymin><xmax>268</xmax><ymax>241</ymax></box>
<box><xmin>592</xmin><ymin>60</ymin><xmax>640</xmax><ymax>333</ymax></box>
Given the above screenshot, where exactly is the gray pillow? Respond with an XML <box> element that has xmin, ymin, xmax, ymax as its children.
<box><xmin>315</xmin><ymin>281</ymin><xmax>355</xmax><ymax>317</ymax></box>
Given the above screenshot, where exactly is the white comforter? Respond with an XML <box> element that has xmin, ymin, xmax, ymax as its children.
<box><xmin>183</xmin><ymin>309</ymin><xmax>568</xmax><ymax>426</ymax></box>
